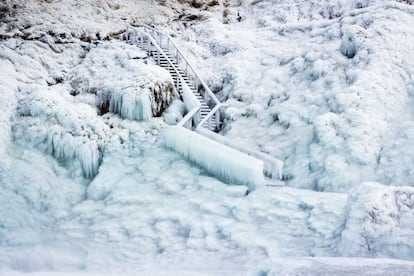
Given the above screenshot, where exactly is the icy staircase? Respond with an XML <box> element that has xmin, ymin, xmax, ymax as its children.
<box><xmin>154</xmin><ymin>51</ymin><xmax>215</xmax><ymax>130</ymax></box>
<box><xmin>125</xmin><ymin>25</ymin><xmax>284</xmax><ymax>189</ymax></box>
<box><xmin>126</xmin><ymin>25</ymin><xmax>220</xmax><ymax>131</ymax></box>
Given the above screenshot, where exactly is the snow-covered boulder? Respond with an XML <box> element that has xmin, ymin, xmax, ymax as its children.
<box><xmin>339</xmin><ymin>25</ymin><xmax>368</xmax><ymax>59</ymax></box>
<box><xmin>70</xmin><ymin>41</ymin><xmax>176</xmax><ymax>121</ymax></box>
<box><xmin>338</xmin><ymin>182</ymin><xmax>414</xmax><ymax>260</ymax></box>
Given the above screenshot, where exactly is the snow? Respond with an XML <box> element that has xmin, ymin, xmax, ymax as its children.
<box><xmin>69</xmin><ymin>40</ymin><xmax>176</xmax><ymax>121</ymax></box>
<box><xmin>14</xmin><ymin>86</ymin><xmax>110</xmax><ymax>178</ymax></box>
<box><xmin>1</xmin><ymin>0</ymin><xmax>414</xmax><ymax>275</ymax></box>
<box><xmin>164</xmin><ymin>126</ymin><xmax>264</xmax><ymax>189</ymax></box>
<box><xmin>338</xmin><ymin>182</ymin><xmax>414</xmax><ymax>260</ymax></box>
<box><xmin>175</xmin><ymin>0</ymin><xmax>414</xmax><ymax>192</ymax></box>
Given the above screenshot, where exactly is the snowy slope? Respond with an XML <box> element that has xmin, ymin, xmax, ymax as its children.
<box><xmin>1</xmin><ymin>0</ymin><xmax>414</xmax><ymax>275</ymax></box>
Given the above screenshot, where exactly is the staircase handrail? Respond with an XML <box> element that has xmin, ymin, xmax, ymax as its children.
<box><xmin>178</xmin><ymin>106</ymin><xmax>201</xmax><ymax>128</ymax></box>
<box><xmin>197</xmin><ymin>103</ymin><xmax>222</xmax><ymax>128</ymax></box>
<box><xmin>141</xmin><ymin>25</ymin><xmax>221</xmax><ymax>106</ymax></box>
<box><xmin>125</xmin><ymin>26</ymin><xmax>181</xmax><ymax>99</ymax></box>
<box><xmin>196</xmin><ymin>127</ymin><xmax>284</xmax><ymax>180</ymax></box>
<box><xmin>129</xmin><ymin>25</ymin><xmax>222</xmax><ymax>131</ymax></box>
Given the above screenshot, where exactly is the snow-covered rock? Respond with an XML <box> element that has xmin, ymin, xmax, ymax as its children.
<box><xmin>338</xmin><ymin>182</ymin><xmax>414</xmax><ymax>260</ymax></box>
<box><xmin>70</xmin><ymin>41</ymin><xmax>176</xmax><ymax>121</ymax></box>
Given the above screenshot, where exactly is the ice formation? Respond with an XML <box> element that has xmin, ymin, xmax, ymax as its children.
<box><xmin>15</xmin><ymin>87</ymin><xmax>110</xmax><ymax>178</ymax></box>
<box><xmin>1</xmin><ymin>0</ymin><xmax>414</xmax><ymax>274</ymax></box>
<box><xmin>100</xmin><ymin>85</ymin><xmax>153</xmax><ymax>121</ymax></box>
<box><xmin>338</xmin><ymin>182</ymin><xmax>414</xmax><ymax>259</ymax></box>
<box><xmin>164</xmin><ymin>126</ymin><xmax>264</xmax><ymax>189</ymax></box>
<box><xmin>180</xmin><ymin>0</ymin><xmax>414</xmax><ymax>192</ymax></box>
<box><xmin>70</xmin><ymin>41</ymin><xmax>176</xmax><ymax>121</ymax></box>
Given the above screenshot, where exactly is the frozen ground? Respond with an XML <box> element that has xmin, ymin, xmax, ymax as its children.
<box><xmin>1</xmin><ymin>0</ymin><xmax>414</xmax><ymax>275</ymax></box>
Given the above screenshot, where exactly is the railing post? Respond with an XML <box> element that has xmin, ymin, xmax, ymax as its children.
<box><xmin>205</xmin><ymin>90</ymin><xmax>209</xmax><ymax>105</ymax></box>
<box><xmin>176</xmin><ymin>74</ymin><xmax>179</xmax><ymax>91</ymax></box>
<box><xmin>185</xmin><ymin>63</ymin><xmax>188</xmax><ymax>76</ymax></box>
<box><xmin>176</xmin><ymin>49</ymin><xmax>179</xmax><ymax>65</ymax></box>
<box><xmin>167</xmin><ymin>37</ymin><xmax>170</xmax><ymax>52</ymax></box>
<box><xmin>215</xmin><ymin>109</ymin><xmax>220</xmax><ymax>129</ymax></box>
<box><xmin>159</xmin><ymin>33</ymin><xmax>162</xmax><ymax>48</ymax></box>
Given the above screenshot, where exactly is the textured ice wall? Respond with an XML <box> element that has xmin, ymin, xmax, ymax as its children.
<box><xmin>100</xmin><ymin>85</ymin><xmax>153</xmax><ymax>121</ymax></box>
<box><xmin>164</xmin><ymin>126</ymin><xmax>264</xmax><ymax>189</ymax></box>
<box><xmin>15</xmin><ymin>87</ymin><xmax>110</xmax><ymax>178</ymax></box>
<box><xmin>179</xmin><ymin>0</ymin><xmax>414</xmax><ymax>192</ymax></box>
<box><xmin>338</xmin><ymin>182</ymin><xmax>414</xmax><ymax>260</ymax></box>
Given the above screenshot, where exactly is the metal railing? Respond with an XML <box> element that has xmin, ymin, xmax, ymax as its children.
<box><xmin>125</xmin><ymin>27</ymin><xmax>182</xmax><ymax>97</ymax></box>
<box><xmin>126</xmin><ymin>25</ymin><xmax>284</xmax><ymax>181</ymax></box>
<box><xmin>135</xmin><ymin>25</ymin><xmax>223</xmax><ymax>130</ymax></box>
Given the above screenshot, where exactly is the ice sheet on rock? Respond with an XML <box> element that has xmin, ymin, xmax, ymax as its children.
<box><xmin>101</xmin><ymin>84</ymin><xmax>153</xmax><ymax>121</ymax></box>
<box><xmin>163</xmin><ymin>100</ymin><xmax>185</xmax><ymax>125</ymax></box>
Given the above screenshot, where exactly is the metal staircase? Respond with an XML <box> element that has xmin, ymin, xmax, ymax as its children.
<box><xmin>126</xmin><ymin>25</ymin><xmax>221</xmax><ymax>131</ymax></box>
<box><xmin>125</xmin><ymin>25</ymin><xmax>284</xmax><ymax>187</ymax></box>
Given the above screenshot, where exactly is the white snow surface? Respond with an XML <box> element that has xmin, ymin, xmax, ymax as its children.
<box><xmin>338</xmin><ymin>182</ymin><xmax>414</xmax><ymax>259</ymax></box>
<box><xmin>1</xmin><ymin>0</ymin><xmax>414</xmax><ymax>275</ymax></box>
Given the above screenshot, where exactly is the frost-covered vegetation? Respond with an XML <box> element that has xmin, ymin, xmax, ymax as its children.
<box><xmin>1</xmin><ymin>0</ymin><xmax>414</xmax><ymax>275</ymax></box>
